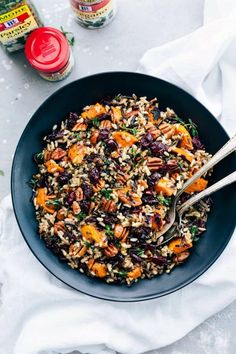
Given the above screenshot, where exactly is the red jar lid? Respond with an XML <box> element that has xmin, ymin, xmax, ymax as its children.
<box><xmin>25</xmin><ymin>27</ymin><xmax>70</xmax><ymax>73</ymax></box>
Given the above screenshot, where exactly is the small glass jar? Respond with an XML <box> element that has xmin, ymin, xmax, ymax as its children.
<box><xmin>0</xmin><ymin>0</ymin><xmax>42</xmax><ymax>53</ymax></box>
<box><xmin>70</xmin><ymin>0</ymin><xmax>117</xmax><ymax>29</ymax></box>
<box><xmin>25</xmin><ymin>27</ymin><xmax>74</xmax><ymax>82</ymax></box>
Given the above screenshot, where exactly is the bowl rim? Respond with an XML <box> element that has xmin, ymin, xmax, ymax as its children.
<box><xmin>11</xmin><ymin>71</ymin><xmax>236</xmax><ymax>302</ymax></box>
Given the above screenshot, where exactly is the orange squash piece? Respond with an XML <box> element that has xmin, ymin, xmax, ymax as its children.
<box><xmin>111</xmin><ymin>106</ymin><xmax>122</xmax><ymax>124</ymax></box>
<box><xmin>169</xmin><ymin>238</ymin><xmax>193</xmax><ymax>254</ymax></box>
<box><xmin>45</xmin><ymin>160</ymin><xmax>64</xmax><ymax>173</ymax></box>
<box><xmin>91</xmin><ymin>262</ymin><xmax>107</xmax><ymax>278</ymax></box>
<box><xmin>81</xmin><ymin>103</ymin><xmax>106</xmax><ymax>119</ymax></box>
<box><xmin>81</xmin><ymin>224</ymin><xmax>106</xmax><ymax>245</ymax></box>
<box><xmin>128</xmin><ymin>267</ymin><xmax>142</xmax><ymax>280</ymax></box>
<box><xmin>174</xmin><ymin>124</ymin><xmax>193</xmax><ymax>150</ymax></box>
<box><xmin>112</xmin><ymin>131</ymin><xmax>138</xmax><ymax>148</ymax></box>
<box><xmin>155</xmin><ymin>178</ymin><xmax>175</xmax><ymax>196</ymax></box>
<box><xmin>151</xmin><ymin>206</ymin><xmax>166</xmax><ymax>230</ymax></box>
<box><xmin>171</xmin><ymin>146</ymin><xmax>194</xmax><ymax>163</ymax></box>
<box><xmin>185</xmin><ymin>178</ymin><xmax>208</xmax><ymax>194</ymax></box>
<box><xmin>68</xmin><ymin>144</ymin><xmax>86</xmax><ymax>164</ymax></box>
<box><xmin>36</xmin><ymin>188</ymin><xmax>55</xmax><ymax>214</ymax></box>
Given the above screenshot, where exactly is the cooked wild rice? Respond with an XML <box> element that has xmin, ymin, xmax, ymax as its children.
<box><xmin>31</xmin><ymin>94</ymin><xmax>211</xmax><ymax>285</ymax></box>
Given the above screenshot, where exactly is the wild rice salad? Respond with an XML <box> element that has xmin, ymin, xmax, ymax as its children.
<box><xmin>31</xmin><ymin>95</ymin><xmax>212</xmax><ymax>285</ymax></box>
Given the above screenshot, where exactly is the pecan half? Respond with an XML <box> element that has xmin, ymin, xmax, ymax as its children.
<box><xmin>114</xmin><ymin>224</ymin><xmax>129</xmax><ymax>241</ymax></box>
<box><xmin>69</xmin><ymin>243</ymin><xmax>87</xmax><ymax>258</ymax></box>
<box><xmin>100</xmin><ymin>120</ymin><xmax>112</xmax><ymax>130</ymax></box>
<box><xmin>147</xmin><ymin>157</ymin><xmax>163</xmax><ymax>171</ymax></box>
<box><xmin>104</xmin><ymin>244</ymin><xmax>118</xmax><ymax>257</ymax></box>
<box><xmin>57</xmin><ymin>207</ymin><xmax>67</xmax><ymax>220</ymax></box>
<box><xmin>90</xmin><ymin>130</ymin><xmax>99</xmax><ymax>145</ymax></box>
<box><xmin>159</xmin><ymin>123</ymin><xmax>175</xmax><ymax>138</ymax></box>
<box><xmin>102</xmin><ymin>198</ymin><xmax>117</xmax><ymax>212</ymax></box>
<box><xmin>116</xmin><ymin>173</ymin><xmax>129</xmax><ymax>184</ymax></box>
<box><xmin>51</xmin><ymin>148</ymin><xmax>67</xmax><ymax>161</ymax></box>
<box><xmin>93</xmin><ymin>179</ymin><xmax>105</xmax><ymax>192</ymax></box>
<box><xmin>148</xmin><ymin>125</ymin><xmax>161</xmax><ymax>139</ymax></box>
<box><xmin>72</xmin><ymin>201</ymin><xmax>81</xmax><ymax>214</ymax></box>
<box><xmin>44</xmin><ymin>150</ymin><xmax>51</xmax><ymax>161</ymax></box>
<box><xmin>72</xmin><ymin>122</ymin><xmax>87</xmax><ymax>131</ymax></box>
<box><xmin>75</xmin><ymin>187</ymin><xmax>83</xmax><ymax>201</ymax></box>
<box><xmin>54</xmin><ymin>221</ymin><xmax>65</xmax><ymax>235</ymax></box>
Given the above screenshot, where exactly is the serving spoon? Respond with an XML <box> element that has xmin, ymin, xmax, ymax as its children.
<box><xmin>155</xmin><ymin>134</ymin><xmax>236</xmax><ymax>239</ymax></box>
<box><xmin>157</xmin><ymin>171</ymin><xmax>236</xmax><ymax>246</ymax></box>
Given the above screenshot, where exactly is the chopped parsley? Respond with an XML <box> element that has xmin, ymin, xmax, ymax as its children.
<box><xmin>190</xmin><ymin>225</ymin><xmax>199</xmax><ymax>241</ymax></box>
<box><xmin>29</xmin><ymin>178</ymin><xmax>37</xmax><ymax>188</ymax></box>
<box><xmin>170</xmin><ymin>115</ymin><xmax>199</xmax><ymax>137</ymax></box>
<box><xmin>92</xmin><ymin>118</ymin><xmax>100</xmax><ymax>128</ymax></box>
<box><xmin>60</xmin><ymin>26</ymin><xmax>75</xmax><ymax>46</ymax></box>
<box><xmin>105</xmin><ymin>225</ymin><xmax>114</xmax><ymax>237</ymax></box>
<box><xmin>101</xmin><ymin>188</ymin><xmax>113</xmax><ymax>200</ymax></box>
<box><xmin>117</xmin><ymin>270</ymin><xmax>128</xmax><ymax>277</ymax></box>
<box><xmin>75</xmin><ymin>212</ymin><xmax>87</xmax><ymax>222</ymax></box>
<box><xmin>157</xmin><ymin>195</ymin><xmax>172</xmax><ymax>206</ymax></box>
<box><xmin>73</xmin><ymin>132</ymin><xmax>82</xmax><ymax>140</ymax></box>
<box><xmin>121</xmin><ymin>124</ymin><xmax>138</xmax><ymax>135</ymax></box>
<box><xmin>114</xmin><ymin>94</ymin><xmax>122</xmax><ymax>101</ymax></box>
<box><xmin>46</xmin><ymin>199</ymin><xmax>61</xmax><ymax>207</ymax></box>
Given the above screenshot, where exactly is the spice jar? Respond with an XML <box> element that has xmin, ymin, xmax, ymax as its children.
<box><xmin>0</xmin><ymin>0</ymin><xmax>42</xmax><ymax>53</ymax></box>
<box><xmin>25</xmin><ymin>27</ymin><xmax>74</xmax><ymax>82</ymax></box>
<box><xmin>70</xmin><ymin>0</ymin><xmax>117</xmax><ymax>29</ymax></box>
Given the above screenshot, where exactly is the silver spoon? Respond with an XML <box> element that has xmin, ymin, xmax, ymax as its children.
<box><xmin>157</xmin><ymin>171</ymin><xmax>236</xmax><ymax>246</ymax></box>
<box><xmin>155</xmin><ymin>134</ymin><xmax>236</xmax><ymax>239</ymax></box>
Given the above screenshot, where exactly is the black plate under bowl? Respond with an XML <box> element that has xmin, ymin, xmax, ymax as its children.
<box><xmin>11</xmin><ymin>72</ymin><xmax>236</xmax><ymax>302</ymax></box>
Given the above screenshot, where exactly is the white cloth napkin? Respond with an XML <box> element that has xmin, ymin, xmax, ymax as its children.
<box><xmin>1</xmin><ymin>0</ymin><xmax>236</xmax><ymax>353</ymax></box>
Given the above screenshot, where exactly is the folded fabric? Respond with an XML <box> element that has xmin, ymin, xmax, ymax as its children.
<box><xmin>1</xmin><ymin>0</ymin><xmax>236</xmax><ymax>353</ymax></box>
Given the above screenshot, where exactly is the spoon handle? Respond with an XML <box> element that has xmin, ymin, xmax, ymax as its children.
<box><xmin>177</xmin><ymin>134</ymin><xmax>236</xmax><ymax>198</ymax></box>
<box><xmin>178</xmin><ymin>171</ymin><xmax>236</xmax><ymax>216</ymax></box>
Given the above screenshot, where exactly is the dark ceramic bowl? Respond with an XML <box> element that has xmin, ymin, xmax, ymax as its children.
<box><xmin>11</xmin><ymin>72</ymin><xmax>236</xmax><ymax>302</ymax></box>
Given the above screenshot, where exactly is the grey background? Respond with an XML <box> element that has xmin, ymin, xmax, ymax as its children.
<box><xmin>0</xmin><ymin>0</ymin><xmax>235</xmax><ymax>353</ymax></box>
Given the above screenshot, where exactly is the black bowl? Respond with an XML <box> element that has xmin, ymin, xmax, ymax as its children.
<box><xmin>11</xmin><ymin>72</ymin><xmax>236</xmax><ymax>302</ymax></box>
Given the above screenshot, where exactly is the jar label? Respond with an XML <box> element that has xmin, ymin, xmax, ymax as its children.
<box><xmin>71</xmin><ymin>0</ymin><xmax>113</xmax><ymax>20</ymax></box>
<box><xmin>0</xmin><ymin>5</ymin><xmax>39</xmax><ymax>49</ymax></box>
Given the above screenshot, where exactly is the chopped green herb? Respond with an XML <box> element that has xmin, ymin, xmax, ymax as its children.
<box><xmin>187</xmin><ymin>119</ymin><xmax>198</xmax><ymax>137</ymax></box>
<box><xmin>157</xmin><ymin>195</ymin><xmax>172</xmax><ymax>206</ymax></box>
<box><xmin>117</xmin><ymin>270</ymin><xmax>128</xmax><ymax>277</ymax></box>
<box><xmin>92</xmin><ymin>118</ymin><xmax>100</xmax><ymax>128</ymax></box>
<box><xmin>190</xmin><ymin>225</ymin><xmax>199</xmax><ymax>241</ymax></box>
<box><xmin>29</xmin><ymin>178</ymin><xmax>37</xmax><ymax>188</ymax></box>
<box><xmin>75</xmin><ymin>212</ymin><xmax>87</xmax><ymax>222</ymax></box>
<box><xmin>0</xmin><ymin>170</ymin><xmax>4</xmax><ymax>176</ymax></box>
<box><xmin>114</xmin><ymin>94</ymin><xmax>122</xmax><ymax>101</ymax></box>
<box><xmin>84</xmin><ymin>241</ymin><xmax>91</xmax><ymax>247</ymax></box>
<box><xmin>73</xmin><ymin>132</ymin><xmax>82</xmax><ymax>140</ymax></box>
<box><xmin>105</xmin><ymin>225</ymin><xmax>114</xmax><ymax>237</ymax></box>
<box><xmin>136</xmin><ymin>249</ymin><xmax>145</xmax><ymax>256</ymax></box>
<box><xmin>60</xmin><ymin>26</ymin><xmax>75</xmax><ymax>46</ymax></box>
<box><xmin>36</xmin><ymin>152</ymin><xmax>44</xmax><ymax>159</ymax></box>
<box><xmin>121</xmin><ymin>124</ymin><xmax>138</xmax><ymax>135</ymax></box>
<box><xmin>46</xmin><ymin>199</ymin><xmax>61</xmax><ymax>207</ymax></box>
<box><xmin>101</xmin><ymin>188</ymin><xmax>113</xmax><ymax>200</ymax></box>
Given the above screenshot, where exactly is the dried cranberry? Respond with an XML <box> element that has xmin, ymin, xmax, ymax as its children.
<box><xmin>147</xmin><ymin>172</ymin><xmax>160</xmax><ymax>187</ymax></box>
<box><xmin>88</xmin><ymin>168</ymin><xmax>100</xmax><ymax>184</ymax></box>
<box><xmin>142</xmin><ymin>192</ymin><xmax>159</xmax><ymax>205</ymax></box>
<box><xmin>150</xmin><ymin>141</ymin><xmax>168</xmax><ymax>156</ymax></box>
<box><xmin>140</xmin><ymin>243</ymin><xmax>156</xmax><ymax>251</ymax></box>
<box><xmin>152</xmin><ymin>255</ymin><xmax>167</xmax><ymax>266</ymax></box>
<box><xmin>103</xmin><ymin>214</ymin><xmax>118</xmax><ymax>224</ymax></box>
<box><xmin>44</xmin><ymin>236</ymin><xmax>61</xmax><ymax>255</ymax></box>
<box><xmin>66</xmin><ymin>112</ymin><xmax>79</xmax><ymax>129</ymax></box>
<box><xmin>46</xmin><ymin>130</ymin><xmax>64</xmax><ymax>141</ymax></box>
<box><xmin>99</xmin><ymin>129</ymin><xmax>110</xmax><ymax>141</ymax></box>
<box><xmin>106</xmin><ymin>139</ymin><xmax>118</xmax><ymax>151</ymax></box>
<box><xmin>80</xmin><ymin>200</ymin><xmax>90</xmax><ymax>213</ymax></box>
<box><xmin>100</xmin><ymin>96</ymin><xmax>112</xmax><ymax>105</ymax></box>
<box><xmin>109</xmin><ymin>254</ymin><xmax>124</xmax><ymax>266</ymax></box>
<box><xmin>140</xmin><ymin>133</ymin><xmax>153</xmax><ymax>148</ymax></box>
<box><xmin>197</xmin><ymin>219</ymin><xmax>206</xmax><ymax>230</ymax></box>
<box><xmin>65</xmin><ymin>191</ymin><xmax>76</xmax><ymax>206</ymax></box>
<box><xmin>81</xmin><ymin>181</ymin><xmax>94</xmax><ymax>198</ymax></box>
<box><xmin>152</xmin><ymin>107</ymin><xmax>161</xmax><ymax>120</ymax></box>
<box><xmin>131</xmin><ymin>227</ymin><xmax>151</xmax><ymax>241</ymax></box>
<box><xmin>192</xmin><ymin>136</ymin><xmax>205</xmax><ymax>150</ymax></box>
<box><xmin>130</xmin><ymin>253</ymin><xmax>142</xmax><ymax>263</ymax></box>
<box><xmin>158</xmin><ymin>163</ymin><xmax>180</xmax><ymax>175</ymax></box>
<box><xmin>58</xmin><ymin>172</ymin><xmax>72</xmax><ymax>186</ymax></box>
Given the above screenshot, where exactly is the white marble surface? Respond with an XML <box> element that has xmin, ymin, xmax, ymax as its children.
<box><xmin>0</xmin><ymin>0</ymin><xmax>235</xmax><ymax>353</ymax></box>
